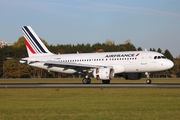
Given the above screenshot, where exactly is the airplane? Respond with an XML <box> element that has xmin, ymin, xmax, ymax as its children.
<box><xmin>20</xmin><ymin>26</ymin><xmax>174</xmax><ymax>84</ymax></box>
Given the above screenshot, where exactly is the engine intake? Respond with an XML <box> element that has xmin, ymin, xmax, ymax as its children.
<box><xmin>93</xmin><ymin>68</ymin><xmax>114</xmax><ymax>80</ymax></box>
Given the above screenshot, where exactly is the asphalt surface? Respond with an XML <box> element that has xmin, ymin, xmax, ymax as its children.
<box><xmin>0</xmin><ymin>83</ymin><xmax>180</xmax><ymax>88</ymax></box>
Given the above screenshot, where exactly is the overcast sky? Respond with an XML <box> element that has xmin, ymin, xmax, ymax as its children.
<box><xmin>1</xmin><ymin>0</ymin><xmax>180</xmax><ymax>57</ymax></box>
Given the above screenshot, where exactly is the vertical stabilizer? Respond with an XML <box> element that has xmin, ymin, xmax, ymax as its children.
<box><xmin>22</xmin><ymin>26</ymin><xmax>53</xmax><ymax>57</ymax></box>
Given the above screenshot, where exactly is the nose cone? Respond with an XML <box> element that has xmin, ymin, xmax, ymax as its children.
<box><xmin>167</xmin><ymin>60</ymin><xmax>174</xmax><ymax>69</ymax></box>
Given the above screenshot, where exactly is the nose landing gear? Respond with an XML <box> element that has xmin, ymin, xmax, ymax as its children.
<box><xmin>145</xmin><ymin>72</ymin><xmax>152</xmax><ymax>84</ymax></box>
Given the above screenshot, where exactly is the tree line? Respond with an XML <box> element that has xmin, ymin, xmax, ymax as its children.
<box><xmin>0</xmin><ymin>37</ymin><xmax>179</xmax><ymax>78</ymax></box>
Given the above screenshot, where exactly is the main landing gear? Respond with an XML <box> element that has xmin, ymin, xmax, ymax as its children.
<box><xmin>82</xmin><ymin>76</ymin><xmax>111</xmax><ymax>84</ymax></box>
<box><xmin>82</xmin><ymin>76</ymin><xmax>91</xmax><ymax>84</ymax></box>
<box><xmin>145</xmin><ymin>72</ymin><xmax>152</xmax><ymax>84</ymax></box>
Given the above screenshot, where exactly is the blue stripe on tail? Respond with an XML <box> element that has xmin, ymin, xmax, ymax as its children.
<box><xmin>22</xmin><ymin>28</ymin><xmax>41</xmax><ymax>53</ymax></box>
<box><xmin>23</xmin><ymin>26</ymin><xmax>47</xmax><ymax>53</ymax></box>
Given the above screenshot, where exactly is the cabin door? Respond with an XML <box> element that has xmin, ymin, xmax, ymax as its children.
<box><xmin>141</xmin><ymin>53</ymin><xmax>147</xmax><ymax>65</ymax></box>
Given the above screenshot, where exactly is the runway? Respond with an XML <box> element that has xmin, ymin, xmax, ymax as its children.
<box><xmin>0</xmin><ymin>83</ymin><xmax>180</xmax><ymax>88</ymax></box>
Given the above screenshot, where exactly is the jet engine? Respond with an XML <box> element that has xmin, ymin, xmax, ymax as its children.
<box><xmin>93</xmin><ymin>68</ymin><xmax>114</xmax><ymax>80</ymax></box>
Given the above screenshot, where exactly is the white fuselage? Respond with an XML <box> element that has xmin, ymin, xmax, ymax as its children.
<box><xmin>23</xmin><ymin>51</ymin><xmax>174</xmax><ymax>74</ymax></box>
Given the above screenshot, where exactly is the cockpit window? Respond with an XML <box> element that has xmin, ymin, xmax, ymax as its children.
<box><xmin>161</xmin><ymin>56</ymin><xmax>166</xmax><ymax>59</ymax></box>
<box><xmin>154</xmin><ymin>56</ymin><xmax>166</xmax><ymax>59</ymax></box>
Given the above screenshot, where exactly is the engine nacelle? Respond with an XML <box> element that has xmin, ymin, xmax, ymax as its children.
<box><xmin>93</xmin><ymin>68</ymin><xmax>114</xmax><ymax>80</ymax></box>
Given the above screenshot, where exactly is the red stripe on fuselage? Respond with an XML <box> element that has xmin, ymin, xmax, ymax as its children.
<box><xmin>24</xmin><ymin>38</ymin><xmax>36</xmax><ymax>54</ymax></box>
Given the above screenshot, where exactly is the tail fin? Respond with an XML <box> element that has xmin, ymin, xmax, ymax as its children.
<box><xmin>22</xmin><ymin>26</ymin><xmax>53</xmax><ymax>57</ymax></box>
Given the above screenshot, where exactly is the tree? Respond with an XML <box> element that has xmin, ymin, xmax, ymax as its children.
<box><xmin>149</xmin><ymin>48</ymin><xmax>156</xmax><ymax>51</ymax></box>
<box><xmin>164</xmin><ymin>49</ymin><xmax>174</xmax><ymax>61</ymax></box>
<box><xmin>124</xmin><ymin>43</ymin><xmax>136</xmax><ymax>51</ymax></box>
<box><xmin>137</xmin><ymin>47</ymin><xmax>143</xmax><ymax>51</ymax></box>
<box><xmin>105</xmin><ymin>39</ymin><xmax>115</xmax><ymax>46</ymax></box>
<box><xmin>92</xmin><ymin>43</ymin><xmax>102</xmax><ymax>51</ymax></box>
<box><xmin>13</xmin><ymin>37</ymin><xmax>25</xmax><ymax>47</ymax></box>
<box><xmin>3</xmin><ymin>59</ymin><xmax>30</xmax><ymax>78</ymax></box>
<box><xmin>173</xmin><ymin>57</ymin><xmax>180</xmax><ymax>76</ymax></box>
<box><xmin>157</xmin><ymin>48</ymin><xmax>162</xmax><ymax>54</ymax></box>
<box><xmin>152</xmin><ymin>48</ymin><xmax>156</xmax><ymax>51</ymax></box>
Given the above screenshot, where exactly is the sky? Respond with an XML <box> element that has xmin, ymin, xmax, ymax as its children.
<box><xmin>0</xmin><ymin>0</ymin><xmax>180</xmax><ymax>57</ymax></box>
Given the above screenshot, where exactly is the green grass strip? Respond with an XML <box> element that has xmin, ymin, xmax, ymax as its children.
<box><xmin>0</xmin><ymin>88</ymin><xmax>180</xmax><ymax>120</ymax></box>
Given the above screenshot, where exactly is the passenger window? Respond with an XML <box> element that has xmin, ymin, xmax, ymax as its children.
<box><xmin>158</xmin><ymin>56</ymin><xmax>161</xmax><ymax>59</ymax></box>
<box><xmin>154</xmin><ymin>56</ymin><xmax>157</xmax><ymax>59</ymax></box>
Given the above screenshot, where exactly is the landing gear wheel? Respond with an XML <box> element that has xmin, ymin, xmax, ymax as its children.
<box><xmin>145</xmin><ymin>72</ymin><xmax>152</xmax><ymax>84</ymax></box>
<box><xmin>82</xmin><ymin>78</ymin><xmax>91</xmax><ymax>84</ymax></box>
<box><xmin>102</xmin><ymin>80</ymin><xmax>110</xmax><ymax>84</ymax></box>
<box><xmin>146</xmin><ymin>79</ymin><xmax>152</xmax><ymax>84</ymax></box>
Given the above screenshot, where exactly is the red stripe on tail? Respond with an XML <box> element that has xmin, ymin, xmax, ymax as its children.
<box><xmin>24</xmin><ymin>38</ymin><xmax>36</xmax><ymax>54</ymax></box>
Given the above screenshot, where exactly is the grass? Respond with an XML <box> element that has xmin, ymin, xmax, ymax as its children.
<box><xmin>0</xmin><ymin>88</ymin><xmax>180</xmax><ymax>120</ymax></box>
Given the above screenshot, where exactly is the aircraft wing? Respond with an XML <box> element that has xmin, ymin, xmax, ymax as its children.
<box><xmin>40</xmin><ymin>60</ymin><xmax>111</xmax><ymax>69</ymax></box>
